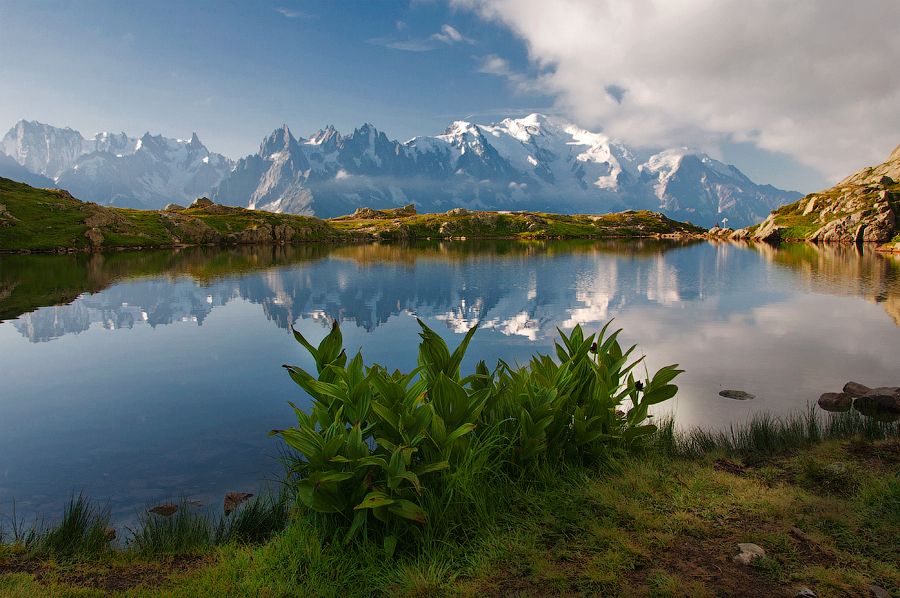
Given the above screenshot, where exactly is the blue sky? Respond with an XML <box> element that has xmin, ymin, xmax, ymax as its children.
<box><xmin>3</xmin><ymin>0</ymin><xmax>900</xmax><ymax>193</ymax></box>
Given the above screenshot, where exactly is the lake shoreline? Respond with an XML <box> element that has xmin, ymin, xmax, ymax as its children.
<box><xmin>3</xmin><ymin>411</ymin><xmax>899</xmax><ymax>598</ymax></box>
<box><xmin>1</xmin><ymin>176</ymin><xmax>708</xmax><ymax>254</ymax></box>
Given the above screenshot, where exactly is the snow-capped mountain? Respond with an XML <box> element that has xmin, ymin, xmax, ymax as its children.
<box><xmin>2</xmin><ymin>116</ymin><xmax>800</xmax><ymax>226</ymax></box>
<box><xmin>1</xmin><ymin>120</ymin><xmax>233</xmax><ymax>209</ymax></box>
<box><xmin>212</xmin><ymin>114</ymin><xmax>800</xmax><ymax>227</ymax></box>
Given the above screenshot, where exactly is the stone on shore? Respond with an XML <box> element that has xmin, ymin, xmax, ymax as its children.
<box><xmin>843</xmin><ymin>381</ymin><xmax>872</xmax><ymax>397</ymax></box>
<box><xmin>817</xmin><ymin>392</ymin><xmax>852</xmax><ymax>412</ymax></box>
<box><xmin>733</xmin><ymin>542</ymin><xmax>766</xmax><ymax>565</ymax></box>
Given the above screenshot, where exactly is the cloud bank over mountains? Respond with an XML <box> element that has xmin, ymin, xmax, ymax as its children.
<box><xmin>454</xmin><ymin>0</ymin><xmax>900</xmax><ymax>183</ymax></box>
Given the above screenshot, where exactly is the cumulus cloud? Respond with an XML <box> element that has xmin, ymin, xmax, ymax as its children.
<box><xmin>452</xmin><ymin>0</ymin><xmax>900</xmax><ymax>183</ymax></box>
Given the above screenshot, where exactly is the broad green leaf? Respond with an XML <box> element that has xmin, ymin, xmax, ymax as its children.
<box><xmin>354</xmin><ymin>492</ymin><xmax>395</xmax><ymax>510</ymax></box>
<box><xmin>388</xmin><ymin>499</ymin><xmax>428</xmax><ymax>523</ymax></box>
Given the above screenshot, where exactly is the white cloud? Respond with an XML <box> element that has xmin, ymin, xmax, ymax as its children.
<box><xmin>276</xmin><ymin>7</ymin><xmax>312</xmax><ymax>18</ymax></box>
<box><xmin>369</xmin><ymin>24</ymin><xmax>476</xmax><ymax>52</ymax></box>
<box><xmin>453</xmin><ymin>0</ymin><xmax>900</xmax><ymax>183</ymax></box>
<box><xmin>432</xmin><ymin>24</ymin><xmax>476</xmax><ymax>45</ymax></box>
<box><xmin>477</xmin><ymin>54</ymin><xmax>550</xmax><ymax>94</ymax></box>
<box><xmin>368</xmin><ymin>37</ymin><xmax>441</xmax><ymax>52</ymax></box>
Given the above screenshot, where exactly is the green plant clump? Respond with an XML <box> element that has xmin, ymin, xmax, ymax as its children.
<box><xmin>270</xmin><ymin>319</ymin><xmax>682</xmax><ymax>555</ymax></box>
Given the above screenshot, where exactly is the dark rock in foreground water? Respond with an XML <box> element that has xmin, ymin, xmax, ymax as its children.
<box><xmin>818</xmin><ymin>392</ymin><xmax>853</xmax><ymax>412</ymax></box>
<box><xmin>842</xmin><ymin>381</ymin><xmax>872</xmax><ymax>397</ymax></box>
<box><xmin>852</xmin><ymin>388</ymin><xmax>900</xmax><ymax>422</ymax></box>
<box><xmin>719</xmin><ymin>390</ymin><xmax>755</xmax><ymax>400</ymax></box>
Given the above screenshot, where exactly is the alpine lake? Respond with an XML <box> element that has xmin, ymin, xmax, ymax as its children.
<box><xmin>2</xmin><ymin>238</ymin><xmax>900</xmax><ymax>529</ymax></box>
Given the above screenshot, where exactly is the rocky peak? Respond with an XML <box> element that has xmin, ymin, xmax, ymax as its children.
<box><xmin>309</xmin><ymin>125</ymin><xmax>340</xmax><ymax>148</ymax></box>
<box><xmin>137</xmin><ymin>132</ymin><xmax>168</xmax><ymax>156</ymax></box>
<box><xmin>2</xmin><ymin>120</ymin><xmax>86</xmax><ymax>179</ymax></box>
<box><xmin>259</xmin><ymin>125</ymin><xmax>299</xmax><ymax>159</ymax></box>
<box><xmin>188</xmin><ymin>132</ymin><xmax>205</xmax><ymax>152</ymax></box>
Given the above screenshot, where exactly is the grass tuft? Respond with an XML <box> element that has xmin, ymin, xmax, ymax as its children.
<box><xmin>29</xmin><ymin>493</ymin><xmax>112</xmax><ymax>561</ymax></box>
<box><xmin>128</xmin><ymin>490</ymin><xmax>291</xmax><ymax>554</ymax></box>
<box><xmin>652</xmin><ymin>405</ymin><xmax>900</xmax><ymax>459</ymax></box>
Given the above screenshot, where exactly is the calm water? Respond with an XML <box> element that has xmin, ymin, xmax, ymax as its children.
<box><xmin>2</xmin><ymin>239</ymin><xmax>900</xmax><ymax>526</ymax></box>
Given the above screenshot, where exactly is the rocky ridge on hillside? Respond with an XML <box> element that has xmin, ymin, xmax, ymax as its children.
<box><xmin>709</xmin><ymin>144</ymin><xmax>900</xmax><ymax>250</ymax></box>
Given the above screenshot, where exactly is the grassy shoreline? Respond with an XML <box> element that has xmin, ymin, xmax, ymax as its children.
<box><xmin>0</xmin><ymin>177</ymin><xmax>706</xmax><ymax>254</ymax></box>
<box><xmin>2</xmin><ymin>408</ymin><xmax>899</xmax><ymax>598</ymax></box>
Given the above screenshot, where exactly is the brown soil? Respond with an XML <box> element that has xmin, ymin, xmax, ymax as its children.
<box><xmin>0</xmin><ymin>552</ymin><xmax>212</xmax><ymax>595</ymax></box>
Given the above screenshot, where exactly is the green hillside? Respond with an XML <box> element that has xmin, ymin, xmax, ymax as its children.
<box><xmin>0</xmin><ymin>177</ymin><xmax>705</xmax><ymax>253</ymax></box>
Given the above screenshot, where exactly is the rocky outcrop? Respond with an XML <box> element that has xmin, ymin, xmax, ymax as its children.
<box><xmin>805</xmin><ymin>188</ymin><xmax>896</xmax><ymax>243</ymax></box>
<box><xmin>0</xmin><ymin>202</ymin><xmax>19</xmax><ymax>225</ymax></box>
<box><xmin>174</xmin><ymin>218</ymin><xmax>223</xmax><ymax>244</ymax></box>
<box><xmin>189</xmin><ymin>197</ymin><xmax>214</xmax><ymax>209</ymax></box>
<box><xmin>839</xmin><ymin>143</ymin><xmax>900</xmax><ymax>187</ymax></box>
<box><xmin>744</xmin><ymin>144</ymin><xmax>900</xmax><ymax>245</ymax></box>
<box><xmin>751</xmin><ymin>214</ymin><xmax>786</xmax><ymax>243</ymax></box>
<box><xmin>350</xmin><ymin>204</ymin><xmax>417</xmax><ymax>219</ymax></box>
<box><xmin>226</xmin><ymin>222</ymin><xmax>312</xmax><ymax>244</ymax></box>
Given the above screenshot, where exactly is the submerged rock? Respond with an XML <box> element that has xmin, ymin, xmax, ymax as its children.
<box><xmin>149</xmin><ymin>503</ymin><xmax>179</xmax><ymax>517</ymax></box>
<box><xmin>224</xmin><ymin>491</ymin><xmax>254</xmax><ymax>515</ymax></box>
<box><xmin>719</xmin><ymin>390</ymin><xmax>756</xmax><ymax>400</ymax></box>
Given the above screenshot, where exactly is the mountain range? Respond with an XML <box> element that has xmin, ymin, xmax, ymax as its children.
<box><xmin>1</xmin><ymin>120</ymin><xmax>233</xmax><ymax>209</ymax></box>
<box><xmin>1</xmin><ymin>115</ymin><xmax>803</xmax><ymax>228</ymax></box>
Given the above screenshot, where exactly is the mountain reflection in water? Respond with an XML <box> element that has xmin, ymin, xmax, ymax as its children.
<box><xmin>7</xmin><ymin>240</ymin><xmax>899</xmax><ymax>342</ymax></box>
<box><xmin>1</xmin><ymin>240</ymin><xmax>899</xmax><ymax>526</ymax></box>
